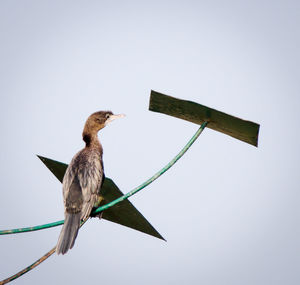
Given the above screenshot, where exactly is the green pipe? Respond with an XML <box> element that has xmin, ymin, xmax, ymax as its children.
<box><xmin>0</xmin><ymin>123</ymin><xmax>207</xmax><ymax>285</ymax></box>
<box><xmin>0</xmin><ymin>122</ymin><xmax>207</xmax><ymax>236</ymax></box>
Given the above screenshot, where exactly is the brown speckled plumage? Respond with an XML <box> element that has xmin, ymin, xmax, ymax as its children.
<box><xmin>56</xmin><ymin>111</ymin><xmax>124</xmax><ymax>255</ymax></box>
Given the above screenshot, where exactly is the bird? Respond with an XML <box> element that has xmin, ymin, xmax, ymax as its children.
<box><xmin>56</xmin><ymin>111</ymin><xmax>125</xmax><ymax>255</ymax></box>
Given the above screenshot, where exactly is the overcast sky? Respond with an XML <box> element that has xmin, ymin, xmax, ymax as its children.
<box><xmin>0</xmin><ymin>1</ymin><xmax>299</xmax><ymax>284</ymax></box>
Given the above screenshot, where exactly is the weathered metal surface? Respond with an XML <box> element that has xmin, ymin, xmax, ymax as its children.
<box><xmin>37</xmin><ymin>155</ymin><xmax>164</xmax><ymax>240</ymax></box>
<box><xmin>149</xmin><ymin>90</ymin><xmax>260</xmax><ymax>146</ymax></box>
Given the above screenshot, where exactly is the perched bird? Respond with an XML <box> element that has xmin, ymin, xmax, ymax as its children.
<box><xmin>56</xmin><ymin>111</ymin><xmax>124</xmax><ymax>255</ymax></box>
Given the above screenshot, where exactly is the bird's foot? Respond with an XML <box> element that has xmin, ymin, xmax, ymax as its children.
<box><xmin>90</xmin><ymin>210</ymin><xmax>103</xmax><ymax>220</ymax></box>
<box><xmin>90</xmin><ymin>196</ymin><xmax>104</xmax><ymax>219</ymax></box>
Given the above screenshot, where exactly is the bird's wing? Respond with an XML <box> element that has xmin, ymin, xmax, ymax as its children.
<box><xmin>62</xmin><ymin>150</ymin><xmax>103</xmax><ymax>220</ymax></box>
<box><xmin>62</xmin><ymin>153</ymin><xmax>84</xmax><ymax>214</ymax></box>
<box><xmin>78</xmin><ymin>155</ymin><xmax>103</xmax><ymax>220</ymax></box>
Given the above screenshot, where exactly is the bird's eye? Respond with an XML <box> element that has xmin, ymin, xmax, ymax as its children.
<box><xmin>105</xmin><ymin>113</ymin><xmax>110</xmax><ymax>119</ymax></box>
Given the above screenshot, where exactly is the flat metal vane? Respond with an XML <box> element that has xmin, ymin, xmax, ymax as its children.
<box><xmin>149</xmin><ymin>90</ymin><xmax>260</xmax><ymax>146</ymax></box>
<box><xmin>37</xmin><ymin>155</ymin><xmax>165</xmax><ymax>241</ymax></box>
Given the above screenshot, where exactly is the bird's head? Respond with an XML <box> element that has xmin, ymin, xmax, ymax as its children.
<box><xmin>82</xmin><ymin>111</ymin><xmax>125</xmax><ymax>145</ymax></box>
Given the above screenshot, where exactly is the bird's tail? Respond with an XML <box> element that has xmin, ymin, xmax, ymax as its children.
<box><xmin>56</xmin><ymin>212</ymin><xmax>81</xmax><ymax>255</ymax></box>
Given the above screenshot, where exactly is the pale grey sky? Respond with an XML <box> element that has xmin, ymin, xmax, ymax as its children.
<box><xmin>0</xmin><ymin>1</ymin><xmax>299</xmax><ymax>284</ymax></box>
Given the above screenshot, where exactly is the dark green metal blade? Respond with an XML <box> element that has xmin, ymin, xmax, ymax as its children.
<box><xmin>149</xmin><ymin>90</ymin><xmax>260</xmax><ymax>147</ymax></box>
<box><xmin>37</xmin><ymin>155</ymin><xmax>165</xmax><ymax>241</ymax></box>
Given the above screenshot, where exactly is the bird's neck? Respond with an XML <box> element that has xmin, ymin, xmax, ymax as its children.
<box><xmin>82</xmin><ymin>132</ymin><xmax>101</xmax><ymax>149</ymax></box>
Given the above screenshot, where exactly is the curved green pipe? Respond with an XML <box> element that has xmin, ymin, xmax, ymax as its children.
<box><xmin>0</xmin><ymin>122</ymin><xmax>207</xmax><ymax>236</ymax></box>
<box><xmin>0</xmin><ymin>123</ymin><xmax>207</xmax><ymax>285</ymax></box>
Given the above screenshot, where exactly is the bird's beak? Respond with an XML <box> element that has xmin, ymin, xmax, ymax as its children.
<box><xmin>105</xmin><ymin>114</ymin><xmax>126</xmax><ymax>125</ymax></box>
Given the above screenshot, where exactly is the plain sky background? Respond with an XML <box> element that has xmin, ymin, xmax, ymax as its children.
<box><xmin>0</xmin><ymin>1</ymin><xmax>299</xmax><ymax>284</ymax></box>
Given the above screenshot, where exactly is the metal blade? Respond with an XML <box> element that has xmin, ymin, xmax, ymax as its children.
<box><xmin>37</xmin><ymin>155</ymin><xmax>165</xmax><ymax>241</ymax></box>
<box><xmin>149</xmin><ymin>90</ymin><xmax>260</xmax><ymax>147</ymax></box>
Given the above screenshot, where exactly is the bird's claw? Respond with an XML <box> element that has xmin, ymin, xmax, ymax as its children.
<box><xmin>91</xmin><ymin>210</ymin><xmax>103</xmax><ymax>219</ymax></box>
